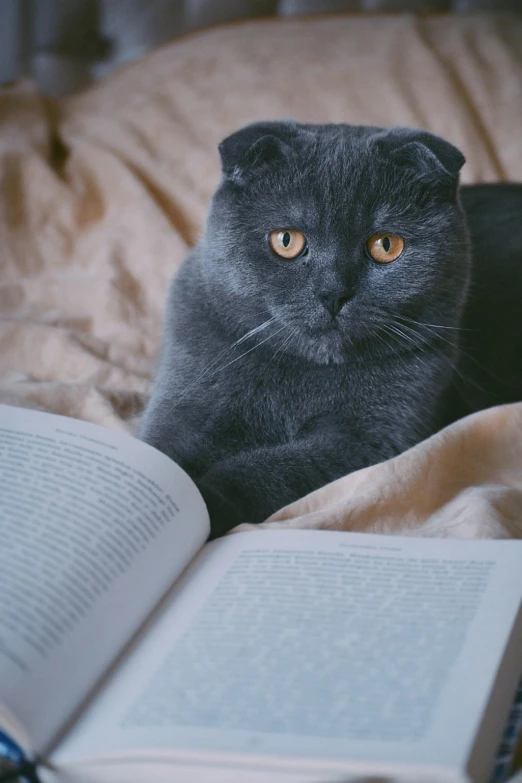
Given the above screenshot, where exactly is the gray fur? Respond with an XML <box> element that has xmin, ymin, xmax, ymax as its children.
<box><xmin>140</xmin><ymin>121</ymin><xmax>520</xmax><ymax>537</ymax></box>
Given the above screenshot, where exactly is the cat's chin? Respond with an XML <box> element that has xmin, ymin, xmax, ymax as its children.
<box><xmin>290</xmin><ymin>329</ymin><xmax>350</xmax><ymax>365</ymax></box>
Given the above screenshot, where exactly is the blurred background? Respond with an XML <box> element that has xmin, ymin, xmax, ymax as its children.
<box><xmin>1</xmin><ymin>0</ymin><xmax>521</xmax><ymax>97</ymax></box>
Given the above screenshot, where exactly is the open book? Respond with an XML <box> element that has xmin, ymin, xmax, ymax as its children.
<box><xmin>1</xmin><ymin>404</ymin><xmax>522</xmax><ymax>783</ymax></box>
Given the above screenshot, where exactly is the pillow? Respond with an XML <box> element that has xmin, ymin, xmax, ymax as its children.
<box><xmin>0</xmin><ymin>13</ymin><xmax>521</xmax><ymax>429</ymax></box>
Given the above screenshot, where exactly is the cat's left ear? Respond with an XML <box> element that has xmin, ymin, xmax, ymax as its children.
<box><xmin>218</xmin><ymin>121</ymin><xmax>295</xmax><ymax>184</ymax></box>
<box><xmin>377</xmin><ymin>127</ymin><xmax>465</xmax><ymax>189</ymax></box>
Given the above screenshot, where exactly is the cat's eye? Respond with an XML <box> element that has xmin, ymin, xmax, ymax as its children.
<box><xmin>366</xmin><ymin>233</ymin><xmax>405</xmax><ymax>264</ymax></box>
<box><xmin>268</xmin><ymin>229</ymin><xmax>307</xmax><ymax>259</ymax></box>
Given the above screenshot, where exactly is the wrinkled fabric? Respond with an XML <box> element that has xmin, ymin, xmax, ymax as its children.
<box><xmin>1</xmin><ymin>21</ymin><xmax>522</xmax><ymax>778</ymax></box>
<box><xmin>0</xmin><ymin>14</ymin><xmax>521</xmax><ymax>429</ymax></box>
<box><xmin>232</xmin><ymin>402</ymin><xmax>522</xmax><ymax>538</ymax></box>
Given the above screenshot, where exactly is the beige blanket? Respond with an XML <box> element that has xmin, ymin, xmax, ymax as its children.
<box><xmin>1</xmin><ymin>12</ymin><xmax>521</xmax><ymax>540</ymax></box>
<box><xmin>233</xmin><ymin>402</ymin><xmax>522</xmax><ymax>539</ymax></box>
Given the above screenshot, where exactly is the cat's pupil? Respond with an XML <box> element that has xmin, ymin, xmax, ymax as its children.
<box><xmin>382</xmin><ymin>236</ymin><xmax>391</xmax><ymax>252</ymax></box>
<box><xmin>282</xmin><ymin>232</ymin><xmax>291</xmax><ymax>247</ymax></box>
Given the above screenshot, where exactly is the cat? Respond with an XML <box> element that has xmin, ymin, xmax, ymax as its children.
<box><xmin>140</xmin><ymin>121</ymin><xmax>522</xmax><ymax>538</ymax></box>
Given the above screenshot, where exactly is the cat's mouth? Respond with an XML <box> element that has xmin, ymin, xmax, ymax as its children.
<box><xmin>271</xmin><ymin>310</ymin><xmax>355</xmax><ymax>363</ymax></box>
<box><xmin>302</xmin><ymin>314</ymin><xmax>342</xmax><ymax>336</ymax></box>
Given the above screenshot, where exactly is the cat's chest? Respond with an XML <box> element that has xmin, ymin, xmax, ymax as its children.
<box><xmin>201</xmin><ymin>358</ymin><xmax>364</xmax><ymax>445</ymax></box>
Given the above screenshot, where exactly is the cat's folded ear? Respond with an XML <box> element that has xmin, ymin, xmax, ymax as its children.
<box><xmin>218</xmin><ymin>121</ymin><xmax>296</xmax><ymax>184</ymax></box>
<box><xmin>377</xmin><ymin>127</ymin><xmax>465</xmax><ymax>189</ymax></box>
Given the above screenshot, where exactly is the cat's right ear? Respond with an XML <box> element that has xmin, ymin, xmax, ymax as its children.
<box><xmin>376</xmin><ymin>127</ymin><xmax>465</xmax><ymax>184</ymax></box>
<box><xmin>218</xmin><ymin>122</ymin><xmax>294</xmax><ymax>184</ymax></box>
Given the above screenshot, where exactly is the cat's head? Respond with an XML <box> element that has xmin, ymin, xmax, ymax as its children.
<box><xmin>203</xmin><ymin>121</ymin><xmax>470</xmax><ymax>365</ymax></box>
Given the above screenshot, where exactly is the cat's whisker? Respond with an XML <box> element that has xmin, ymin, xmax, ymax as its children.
<box><xmin>265</xmin><ymin>327</ymin><xmax>299</xmax><ymax>371</ymax></box>
<box><xmin>384</xmin><ymin>322</ymin><xmax>425</xmax><ymax>352</ymax></box>
<box><xmin>206</xmin><ymin>323</ymin><xmax>288</xmax><ymax>378</ymax></box>
<box><xmin>391</xmin><ymin>319</ymin><xmax>451</xmax><ymax>349</ymax></box>
<box><xmin>391</xmin><ymin>317</ymin><xmax>490</xmax><ymax>392</ymax></box>
<box><xmin>388</xmin><ymin>316</ymin><xmax>451</xmax><ymax>347</ymax></box>
<box><xmin>397</xmin><ymin>321</ymin><xmax>487</xmax><ymax>393</ymax></box>
<box><xmin>373</xmin><ymin>326</ymin><xmax>437</xmax><ymax>422</ymax></box>
<box><xmin>392</xmin><ymin>319</ymin><xmax>461</xmax><ymax>367</ymax></box>
<box><xmin>191</xmin><ymin>317</ymin><xmax>276</xmax><ymax>379</ymax></box>
<box><xmin>167</xmin><ymin>316</ymin><xmax>278</xmax><ymax>412</ymax></box>
<box><xmin>371</xmin><ymin>325</ymin><xmax>405</xmax><ymax>364</ymax></box>
<box><xmin>230</xmin><ymin>317</ymin><xmax>278</xmax><ymax>348</ymax></box>
<box><xmin>397</xmin><ymin>316</ymin><xmax>496</xmax><ymax>374</ymax></box>
<box><xmin>387</xmin><ymin>314</ymin><xmax>497</xmax><ymax>392</ymax></box>
<box><xmin>376</xmin><ymin>304</ymin><xmax>472</xmax><ymax>336</ymax></box>
<box><xmin>397</xmin><ymin>315</ymin><xmax>473</xmax><ymax>334</ymax></box>
<box><xmin>380</xmin><ymin>323</ymin><xmax>433</xmax><ymax>373</ymax></box>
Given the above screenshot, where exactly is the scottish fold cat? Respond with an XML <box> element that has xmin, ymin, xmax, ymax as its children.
<box><xmin>141</xmin><ymin>121</ymin><xmax>522</xmax><ymax>537</ymax></box>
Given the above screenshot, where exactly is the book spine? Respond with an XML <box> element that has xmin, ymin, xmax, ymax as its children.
<box><xmin>0</xmin><ymin>731</ymin><xmax>40</xmax><ymax>782</ymax></box>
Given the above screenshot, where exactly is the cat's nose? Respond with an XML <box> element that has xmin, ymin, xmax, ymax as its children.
<box><xmin>317</xmin><ymin>290</ymin><xmax>352</xmax><ymax>317</ymax></box>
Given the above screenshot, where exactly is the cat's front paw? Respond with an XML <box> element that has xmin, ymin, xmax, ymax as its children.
<box><xmin>197</xmin><ymin>473</ymin><xmax>246</xmax><ymax>538</ymax></box>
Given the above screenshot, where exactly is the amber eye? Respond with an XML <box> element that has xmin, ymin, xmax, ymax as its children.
<box><xmin>268</xmin><ymin>230</ymin><xmax>307</xmax><ymax>259</ymax></box>
<box><xmin>367</xmin><ymin>233</ymin><xmax>405</xmax><ymax>264</ymax></box>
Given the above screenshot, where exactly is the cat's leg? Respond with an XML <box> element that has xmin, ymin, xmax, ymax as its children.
<box><xmin>139</xmin><ymin>393</ymin><xmax>218</xmax><ymax>477</ymax></box>
<box><xmin>198</xmin><ymin>436</ymin><xmax>387</xmax><ymax>538</ymax></box>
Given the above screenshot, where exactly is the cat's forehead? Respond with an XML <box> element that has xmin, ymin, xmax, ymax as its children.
<box><xmin>260</xmin><ymin>134</ymin><xmax>408</xmax><ymax>226</ymax></box>
<box><xmin>302</xmin><ymin>127</ymin><xmax>400</xmax><ymax>181</ymax></box>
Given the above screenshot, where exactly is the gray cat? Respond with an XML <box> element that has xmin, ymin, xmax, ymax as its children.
<box><xmin>140</xmin><ymin>121</ymin><xmax>522</xmax><ymax>537</ymax></box>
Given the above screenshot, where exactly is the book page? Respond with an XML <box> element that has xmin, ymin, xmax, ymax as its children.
<box><xmin>52</xmin><ymin>531</ymin><xmax>522</xmax><ymax>782</ymax></box>
<box><xmin>0</xmin><ymin>405</ymin><xmax>209</xmax><ymax>753</ymax></box>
